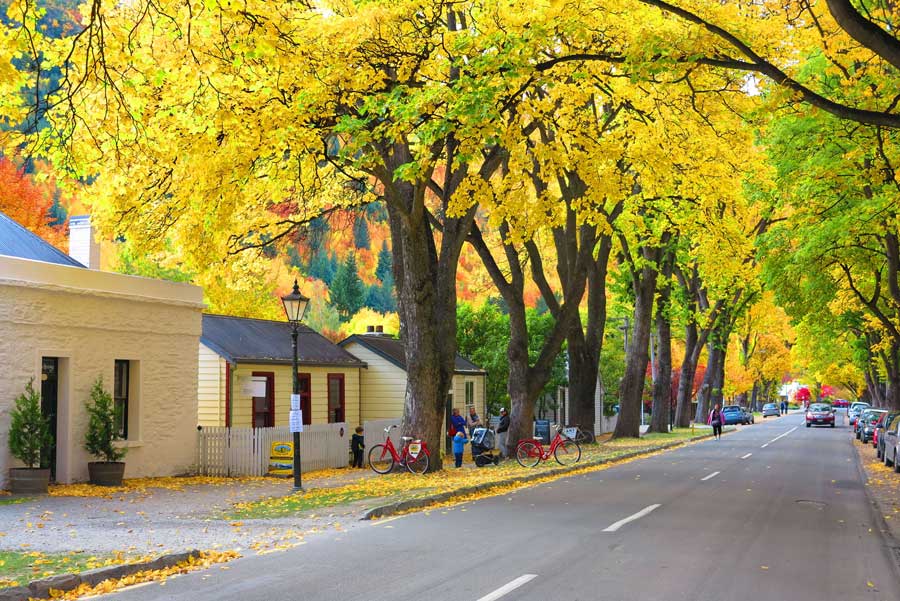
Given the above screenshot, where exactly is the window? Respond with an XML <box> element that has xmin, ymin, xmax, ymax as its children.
<box><xmin>298</xmin><ymin>373</ymin><xmax>312</xmax><ymax>426</ymax></box>
<box><xmin>327</xmin><ymin>374</ymin><xmax>345</xmax><ymax>424</ymax></box>
<box><xmin>251</xmin><ymin>372</ymin><xmax>274</xmax><ymax>428</ymax></box>
<box><xmin>465</xmin><ymin>381</ymin><xmax>475</xmax><ymax>410</ymax></box>
<box><xmin>114</xmin><ymin>360</ymin><xmax>130</xmax><ymax>438</ymax></box>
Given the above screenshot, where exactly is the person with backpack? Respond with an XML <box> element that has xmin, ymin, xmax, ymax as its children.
<box><xmin>708</xmin><ymin>403</ymin><xmax>724</xmax><ymax>440</ymax></box>
<box><xmin>496</xmin><ymin>408</ymin><xmax>510</xmax><ymax>458</ymax></box>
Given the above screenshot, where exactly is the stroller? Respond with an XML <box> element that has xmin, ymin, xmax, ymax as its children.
<box><xmin>471</xmin><ymin>427</ymin><xmax>500</xmax><ymax>467</ymax></box>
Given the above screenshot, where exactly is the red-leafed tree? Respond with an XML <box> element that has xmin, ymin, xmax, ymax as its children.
<box><xmin>0</xmin><ymin>158</ymin><xmax>67</xmax><ymax>248</ymax></box>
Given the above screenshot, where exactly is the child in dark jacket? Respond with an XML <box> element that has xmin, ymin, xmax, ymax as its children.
<box><xmin>452</xmin><ymin>431</ymin><xmax>468</xmax><ymax>468</ymax></box>
<box><xmin>351</xmin><ymin>426</ymin><xmax>365</xmax><ymax>468</ymax></box>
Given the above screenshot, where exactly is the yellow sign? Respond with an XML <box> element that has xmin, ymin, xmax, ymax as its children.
<box><xmin>268</xmin><ymin>441</ymin><xmax>294</xmax><ymax>476</ymax></box>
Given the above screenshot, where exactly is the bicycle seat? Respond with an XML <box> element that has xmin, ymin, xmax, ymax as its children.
<box><xmin>401</xmin><ymin>436</ymin><xmax>414</xmax><ymax>441</ymax></box>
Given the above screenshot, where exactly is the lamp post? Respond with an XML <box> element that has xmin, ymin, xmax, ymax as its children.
<box><xmin>281</xmin><ymin>279</ymin><xmax>310</xmax><ymax>492</ymax></box>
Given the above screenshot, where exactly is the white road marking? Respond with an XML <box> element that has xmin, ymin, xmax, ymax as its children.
<box><xmin>475</xmin><ymin>574</ymin><xmax>538</xmax><ymax>601</ymax></box>
<box><xmin>765</xmin><ymin>427</ymin><xmax>797</xmax><ymax>446</ymax></box>
<box><xmin>741</xmin><ymin>453</ymin><xmax>753</xmax><ymax>459</ymax></box>
<box><xmin>701</xmin><ymin>471</ymin><xmax>720</xmax><ymax>481</ymax></box>
<box><xmin>761</xmin><ymin>443</ymin><xmax>769</xmax><ymax>448</ymax></box>
<box><xmin>602</xmin><ymin>504</ymin><xmax>662</xmax><ymax>532</ymax></box>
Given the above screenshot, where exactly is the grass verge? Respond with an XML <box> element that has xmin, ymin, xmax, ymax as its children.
<box><xmin>0</xmin><ymin>550</ymin><xmax>100</xmax><ymax>588</ymax></box>
<box><xmin>231</xmin><ymin>427</ymin><xmax>715</xmax><ymax>519</ymax></box>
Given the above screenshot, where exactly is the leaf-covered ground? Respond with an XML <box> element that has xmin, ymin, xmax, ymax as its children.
<box><xmin>0</xmin><ymin>550</ymin><xmax>122</xmax><ymax>588</ymax></box>
<box><xmin>854</xmin><ymin>437</ymin><xmax>900</xmax><ymax>541</ymax></box>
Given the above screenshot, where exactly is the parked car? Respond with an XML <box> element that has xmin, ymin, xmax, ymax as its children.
<box><xmin>722</xmin><ymin>405</ymin><xmax>748</xmax><ymax>425</ymax></box>
<box><xmin>806</xmin><ymin>403</ymin><xmax>835</xmax><ymax>428</ymax></box>
<box><xmin>762</xmin><ymin>403</ymin><xmax>781</xmax><ymax>418</ymax></box>
<box><xmin>881</xmin><ymin>414</ymin><xmax>900</xmax><ymax>470</ymax></box>
<box><xmin>849</xmin><ymin>402</ymin><xmax>871</xmax><ymax>427</ymax></box>
<box><xmin>741</xmin><ymin>407</ymin><xmax>755</xmax><ymax>425</ymax></box>
<box><xmin>875</xmin><ymin>412</ymin><xmax>900</xmax><ymax>457</ymax></box>
<box><xmin>858</xmin><ymin>409</ymin><xmax>887</xmax><ymax>442</ymax></box>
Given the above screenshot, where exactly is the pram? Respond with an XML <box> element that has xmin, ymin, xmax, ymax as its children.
<box><xmin>471</xmin><ymin>427</ymin><xmax>500</xmax><ymax>467</ymax></box>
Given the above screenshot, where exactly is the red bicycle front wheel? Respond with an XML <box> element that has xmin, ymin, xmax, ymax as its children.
<box><xmin>368</xmin><ymin>444</ymin><xmax>395</xmax><ymax>474</ymax></box>
<box><xmin>405</xmin><ymin>450</ymin><xmax>429</xmax><ymax>474</ymax></box>
<box><xmin>516</xmin><ymin>441</ymin><xmax>541</xmax><ymax>468</ymax></box>
<box><xmin>554</xmin><ymin>440</ymin><xmax>581</xmax><ymax>465</ymax></box>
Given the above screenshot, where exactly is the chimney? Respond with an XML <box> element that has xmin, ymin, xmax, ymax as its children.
<box><xmin>68</xmin><ymin>215</ymin><xmax>101</xmax><ymax>269</ymax></box>
<box><xmin>375</xmin><ymin>325</ymin><xmax>383</xmax><ymax>334</ymax></box>
<box><xmin>366</xmin><ymin>325</ymin><xmax>375</xmax><ymax>334</ymax></box>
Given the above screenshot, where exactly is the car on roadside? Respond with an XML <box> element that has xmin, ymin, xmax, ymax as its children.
<box><xmin>762</xmin><ymin>403</ymin><xmax>781</xmax><ymax>418</ymax></box>
<box><xmin>833</xmin><ymin>399</ymin><xmax>850</xmax><ymax>408</ymax></box>
<box><xmin>881</xmin><ymin>414</ymin><xmax>900</xmax><ymax>470</ymax></box>
<box><xmin>741</xmin><ymin>407</ymin><xmax>755</xmax><ymax>425</ymax></box>
<box><xmin>875</xmin><ymin>412</ymin><xmax>900</xmax><ymax>458</ymax></box>
<box><xmin>722</xmin><ymin>405</ymin><xmax>751</xmax><ymax>425</ymax></box>
<box><xmin>806</xmin><ymin>403</ymin><xmax>836</xmax><ymax>428</ymax></box>
<box><xmin>858</xmin><ymin>409</ymin><xmax>887</xmax><ymax>442</ymax></box>
<box><xmin>849</xmin><ymin>402</ymin><xmax>871</xmax><ymax>427</ymax></box>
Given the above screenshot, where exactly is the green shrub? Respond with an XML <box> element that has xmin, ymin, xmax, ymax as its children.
<box><xmin>8</xmin><ymin>379</ymin><xmax>52</xmax><ymax>469</ymax></box>
<box><xmin>83</xmin><ymin>377</ymin><xmax>126</xmax><ymax>463</ymax></box>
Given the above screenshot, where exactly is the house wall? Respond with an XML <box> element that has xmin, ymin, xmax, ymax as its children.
<box><xmin>197</xmin><ymin>343</ymin><xmax>226</xmax><ymax>427</ymax></box>
<box><xmin>227</xmin><ymin>364</ymin><xmax>361</xmax><ymax>428</ymax></box>
<box><xmin>0</xmin><ymin>256</ymin><xmax>203</xmax><ymax>487</ymax></box>
<box><xmin>342</xmin><ymin>340</ymin><xmax>486</xmax><ymax>421</ymax></box>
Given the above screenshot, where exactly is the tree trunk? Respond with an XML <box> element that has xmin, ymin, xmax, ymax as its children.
<box><xmin>505</xmin><ymin>300</ymin><xmax>535</xmax><ymax>455</ymax></box>
<box><xmin>614</xmin><ymin>261</ymin><xmax>659</xmax><ymax>438</ymax></box>
<box><xmin>694</xmin><ymin>342</ymin><xmax>723</xmax><ymax>423</ymax></box>
<box><xmin>750</xmin><ymin>381</ymin><xmax>759</xmax><ymax>412</ymax></box>
<box><xmin>674</xmin><ymin>321</ymin><xmax>698</xmax><ymax>428</ymax></box>
<box><xmin>648</xmin><ymin>251</ymin><xmax>673</xmax><ymax>433</ymax></box>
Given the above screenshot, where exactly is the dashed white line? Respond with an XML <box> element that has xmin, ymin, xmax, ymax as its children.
<box><xmin>602</xmin><ymin>504</ymin><xmax>662</xmax><ymax>533</ymax></box>
<box><xmin>761</xmin><ymin>443</ymin><xmax>769</xmax><ymax>448</ymax></box>
<box><xmin>762</xmin><ymin>427</ymin><xmax>797</xmax><ymax>448</ymax></box>
<box><xmin>741</xmin><ymin>453</ymin><xmax>753</xmax><ymax>459</ymax></box>
<box><xmin>476</xmin><ymin>574</ymin><xmax>538</xmax><ymax>601</ymax></box>
<box><xmin>701</xmin><ymin>471</ymin><xmax>720</xmax><ymax>481</ymax></box>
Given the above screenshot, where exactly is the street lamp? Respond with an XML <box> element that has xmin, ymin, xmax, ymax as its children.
<box><xmin>281</xmin><ymin>279</ymin><xmax>310</xmax><ymax>492</ymax></box>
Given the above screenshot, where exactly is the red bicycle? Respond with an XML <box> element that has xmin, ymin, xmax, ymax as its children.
<box><xmin>368</xmin><ymin>425</ymin><xmax>430</xmax><ymax>474</ymax></box>
<box><xmin>515</xmin><ymin>425</ymin><xmax>581</xmax><ymax>468</ymax></box>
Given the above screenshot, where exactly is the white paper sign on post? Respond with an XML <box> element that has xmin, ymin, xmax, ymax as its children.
<box><xmin>289</xmin><ymin>410</ymin><xmax>304</xmax><ymax>433</ymax></box>
<box><xmin>290</xmin><ymin>394</ymin><xmax>301</xmax><ymax>411</ymax></box>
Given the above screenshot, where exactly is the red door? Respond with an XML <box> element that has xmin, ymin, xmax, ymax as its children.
<box><xmin>327</xmin><ymin>374</ymin><xmax>345</xmax><ymax>424</ymax></box>
<box><xmin>298</xmin><ymin>373</ymin><xmax>312</xmax><ymax>425</ymax></box>
<box><xmin>251</xmin><ymin>372</ymin><xmax>275</xmax><ymax>428</ymax></box>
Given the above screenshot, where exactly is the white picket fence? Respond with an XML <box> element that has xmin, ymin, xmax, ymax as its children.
<box><xmin>196</xmin><ymin>423</ymin><xmax>350</xmax><ymax>477</ymax></box>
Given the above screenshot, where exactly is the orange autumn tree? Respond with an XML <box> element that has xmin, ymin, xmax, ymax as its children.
<box><xmin>0</xmin><ymin>158</ymin><xmax>67</xmax><ymax>248</ymax></box>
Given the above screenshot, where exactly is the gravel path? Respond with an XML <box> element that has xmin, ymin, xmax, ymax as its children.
<box><xmin>0</xmin><ymin>471</ymin><xmax>380</xmax><ymax>556</ymax></box>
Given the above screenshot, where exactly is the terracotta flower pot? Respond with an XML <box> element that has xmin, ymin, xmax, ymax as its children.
<box><xmin>9</xmin><ymin>467</ymin><xmax>50</xmax><ymax>494</ymax></box>
<box><xmin>88</xmin><ymin>462</ymin><xmax>125</xmax><ymax>486</ymax></box>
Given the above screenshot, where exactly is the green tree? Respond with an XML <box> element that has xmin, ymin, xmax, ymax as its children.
<box><xmin>84</xmin><ymin>376</ymin><xmax>127</xmax><ymax>462</ymax></box>
<box><xmin>308</xmin><ymin>248</ymin><xmax>335</xmax><ymax>284</ymax></box>
<box><xmin>8</xmin><ymin>379</ymin><xmax>52</xmax><ymax>469</ymax></box>
<box><xmin>330</xmin><ymin>253</ymin><xmax>366</xmax><ymax>321</ymax></box>
<box><xmin>457</xmin><ymin>302</ymin><xmax>511</xmax><ymax>417</ymax></box>
<box><xmin>375</xmin><ymin>240</ymin><xmax>392</xmax><ymax>283</ymax></box>
<box><xmin>353</xmin><ymin>216</ymin><xmax>371</xmax><ymax>249</ymax></box>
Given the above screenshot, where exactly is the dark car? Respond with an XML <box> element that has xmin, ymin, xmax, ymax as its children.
<box><xmin>849</xmin><ymin>402</ymin><xmax>871</xmax><ymax>427</ymax></box>
<box><xmin>741</xmin><ymin>407</ymin><xmax>755</xmax><ymax>425</ymax></box>
<box><xmin>875</xmin><ymin>412</ymin><xmax>900</xmax><ymax>458</ymax></box>
<box><xmin>806</xmin><ymin>403</ymin><xmax>835</xmax><ymax>428</ymax></box>
<box><xmin>762</xmin><ymin>403</ymin><xmax>781</xmax><ymax>418</ymax></box>
<box><xmin>858</xmin><ymin>409</ymin><xmax>887</xmax><ymax>442</ymax></box>
<box><xmin>882</xmin><ymin>414</ymin><xmax>900</xmax><ymax>470</ymax></box>
<box><xmin>722</xmin><ymin>405</ymin><xmax>749</xmax><ymax>425</ymax></box>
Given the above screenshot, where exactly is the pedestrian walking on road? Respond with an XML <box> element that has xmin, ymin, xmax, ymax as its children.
<box><xmin>708</xmin><ymin>404</ymin><xmax>724</xmax><ymax>440</ymax></box>
<box><xmin>496</xmin><ymin>408</ymin><xmax>510</xmax><ymax>458</ymax></box>
<box><xmin>780</xmin><ymin>400</ymin><xmax>787</xmax><ymax>415</ymax></box>
<box><xmin>351</xmin><ymin>426</ymin><xmax>365</xmax><ymax>468</ymax></box>
<box><xmin>452</xmin><ymin>431</ymin><xmax>469</xmax><ymax>468</ymax></box>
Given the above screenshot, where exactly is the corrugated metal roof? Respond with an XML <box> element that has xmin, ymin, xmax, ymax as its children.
<box><xmin>339</xmin><ymin>334</ymin><xmax>486</xmax><ymax>374</ymax></box>
<box><xmin>201</xmin><ymin>314</ymin><xmax>366</xmax><ymax>367</ymax></box>
<box><xmin>0</xmin><ymin>211</ymin><xmax>84</xmax><ymax>268</ymax></box>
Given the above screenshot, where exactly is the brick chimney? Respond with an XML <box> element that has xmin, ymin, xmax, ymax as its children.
<box><xmin>68</xmin><ymin>215</ymin><xmax>100</xmax><ymax>269</ymax></box>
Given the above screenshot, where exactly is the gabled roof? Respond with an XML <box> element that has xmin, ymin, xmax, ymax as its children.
<box><xmin>201</xmin><ymin>314</ymin><xmax>366</xmax><ymax>368</ymax></box>
<box><xmin>0</xmin><ymin>211</ymin><xmax>84</xmax><ymax>268</ymax></box>
<box><xmin>339</xmin><ymin>334</ymin><xmax>486</xmax><ymax>375</ymax></box>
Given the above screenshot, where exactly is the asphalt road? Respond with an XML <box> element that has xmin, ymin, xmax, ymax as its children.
<box><xmin>105</xmin><ymin>412</ymin><xmax>900</xmax><ymax>601</ymax></box>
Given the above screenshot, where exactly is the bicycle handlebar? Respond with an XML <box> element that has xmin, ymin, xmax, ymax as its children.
<box><xmin>383</xmin><ymin>424</ymin><xmax>399</xmax><ymax>434</ymax></box>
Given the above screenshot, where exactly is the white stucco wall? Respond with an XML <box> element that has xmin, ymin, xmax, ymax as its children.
<box><xmin>0</xmin><ymin>255</ymin><xmax>203</xmax><ymax>487</ymax></box>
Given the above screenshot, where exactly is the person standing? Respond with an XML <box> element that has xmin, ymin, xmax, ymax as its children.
<box><xmin>708</xmin><ymin>403</ymin><xmax>724</xmax><ymax>440</ymax></box>
<box><xmin>466</xmin><ymin>406</ymin><xmax>482</xmax><ymax>435</ymax></box>
<box><xmin>450</xmin><ymin>407</ymin><xmax>466</xmax><ymax>438</ymax></box>
<box><xmin>496</xmin><ymin>408</ymin><xmax>510</xmax><ymax>458</ymax></box>
<box><xmin>452</xmin><ymin>431</ymin><xmax>468</xmax><ymax>468</ymax></box>
<box><xmin>351</xmin><ymin>426</ymin><xmax>365</xmax><ymax>468</ymax></box>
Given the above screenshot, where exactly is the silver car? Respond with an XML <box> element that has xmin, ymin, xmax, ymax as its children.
<box><xmin>882</xmin><ymin>414</ymin><xmax>900</xmax><ymax>471</ymax></box>
<box><xmin>762</xmin><ymin>403</ymin><xmax>780</xmax><ymax>418</ymax></box>
<box><xmin>849</xmin><ymin>402</ymin><xmax>871</xmax><ymax>427</ymax></box>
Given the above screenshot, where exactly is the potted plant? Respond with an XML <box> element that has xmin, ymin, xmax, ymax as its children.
<box><xmin>7</xmin><ymin>379</ymin><xmax>53</xmax><ymax>494</ymax></box>
<box><xmin>84</xmin><ymin>376</ymin><xmax>127</xmax><ymax>486</ymax></box>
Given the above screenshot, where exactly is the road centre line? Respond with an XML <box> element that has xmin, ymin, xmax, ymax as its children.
<box><xmin>741</xmin><ymin>453</ymin><xmax>753</xmax><ymax>459</ymax></box>
<box><xmin>766</xmin><ymin>427</ymin><xmax>798</xmax><ymax>446</ymax></box>
<box><xmin>475</xmin><ymin>574</ymin><xmax>538</xmax><ymax>601</ymax></box>
<box><xmin>700</xmin><ymin>471</ymin><xmax>720</xmax><ymax>481</ymax></box>
<box><xmin>602</xmin><ymin>504</ymin><xmax>662</xmax><ymax>532</ymax></box>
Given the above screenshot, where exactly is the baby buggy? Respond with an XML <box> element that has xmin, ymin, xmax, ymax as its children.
<box><xmin>471</xmin><ymin>427</ymin><xmax>500</xmax><ymax>467</ymax></box>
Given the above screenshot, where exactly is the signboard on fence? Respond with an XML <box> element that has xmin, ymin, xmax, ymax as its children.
<box><xmin>534</xmin><ymin>420</ymin><xmax>551</xmax><ymax>444</ymax></box>
<box><xmin>268</xmin><ymin>441</ymin><xmax>294</xmax><ymax>476</ymax></box>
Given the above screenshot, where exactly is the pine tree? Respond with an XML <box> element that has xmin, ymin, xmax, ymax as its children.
<box><xmin>375</xmin><ymin>240</ymin><xmax>393</xmax><ymax>283</ymax></box>
<box><xmin>353</xmin><ymin>216</ymin><xmax>371</xmax><ymax>249</ymax></box>
<box><xmin>330</xmin><ymin>253</ymin><xmax>366</xmax><ymax>321</ymax></box>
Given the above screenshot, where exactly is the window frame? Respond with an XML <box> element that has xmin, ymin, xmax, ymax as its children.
<box><xmin>114</xmin><ymin>359</ymin><xmax>130</xmax><ymax>439</ymax></box>
<box><xmin>251</xmin><ymin>371</ymin><xmax>275</xmax><ymax>428</ymax></box>
<box><xmin>327</xmin><ymin>373</ymin><xmax>346</xmax><ymax>424</ymax></box>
